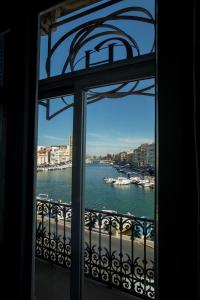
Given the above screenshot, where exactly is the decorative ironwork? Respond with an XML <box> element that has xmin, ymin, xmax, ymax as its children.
<box><xmin>45</xmin><ymin>6</ymin><xmax>155</xmax><ymax>75</ymax></box>
<box><xmin>39</xmin><ymin>96</ymin><xmax>74</xmax><ymax>120</ymax></box>
<box><xmin>36</xmin><ymin>200</ymin><xmax>72</xmax><ymax>267</ymax></box>
<box><xmin>36</xmin><ymin>199</ymin><xmax>155</xmax><ymax>299</ymax></box>
<box><xmin>39</xmin><ymin>1</ymin><xmax>155</xmax><ymax>119</ymax></box>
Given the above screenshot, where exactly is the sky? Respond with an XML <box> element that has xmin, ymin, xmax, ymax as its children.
<box><xmin>38</xmin><ymin>0</ymin><xmax>155</xmax><ymax>156</ymax></box>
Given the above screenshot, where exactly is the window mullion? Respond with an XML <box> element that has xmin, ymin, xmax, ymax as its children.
<box><xmin>70</xmin><ymin>85</ymin><xmax>86</xmax><ymax>300</ymax></box>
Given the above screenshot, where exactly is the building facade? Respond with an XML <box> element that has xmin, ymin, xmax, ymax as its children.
<box><xmin>37</xmin><ymin>135</ymin><xmax>73</xmax><ymax>166</ymax></box>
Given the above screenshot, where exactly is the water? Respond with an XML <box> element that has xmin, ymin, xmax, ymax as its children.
<box><xmin>36</xmin><ymin>164</ymin><xmax>155</xmax><ymax>219</ymax></box>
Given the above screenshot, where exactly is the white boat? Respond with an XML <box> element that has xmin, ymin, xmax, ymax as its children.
<box><xmin>103</xmin><ymin>177</ymin><xmax>116</xmax><ymax>183</ymax></box>
<box><xmin>142</xmin><ymin>182</ymin><xmax>151</xmax><ymax>187</ymax></box>
<box><xmin>129</xmin><ymin>176</ymin><xmax>141</xmax><ymax>183</ymax></box>
<box><xmin>137</xmin><ymin>179</ymin><xmax>150</xmax><ymax>185</ymax></box>
<box><xmin>36</xmin><ymin>193</ymin><xmax>49</xmax><ymax>201</ymax></box>
<box><xmin>101</xmin><ymin>209</ymin><xmax>117</xmax><ymax>214</ymax></box>
<box><xmin>143</xmin><ymin>182</ymin><xmax>155</xmax><ymax>188</ymax></box>
<box><xmin>113</xmin><ymin>177</ymin><xmax>131</xmax><ymax>185</ymax></box>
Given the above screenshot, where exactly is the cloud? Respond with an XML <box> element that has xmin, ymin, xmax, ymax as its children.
<box><xmin>39</xmin><ymin>132</ymin><xmax>154</xmax><ymax>155</ymax></box>
<box><xmin>86</xmin><ymin>134</ymin><xmax>154</xmax><ymax>155</ymax></box>
<box><xmin>40</xmin><ymin>135</ymin><xmax>66</xmax><ymax>142</ymax></box>
<box><xmin>117</xmin><ymin>137</ymin><xmax>154</xmax><ymax>146</ymax></box>
<box><xmin>87</xmin><ymin>132</ymin><xmax>108</xmax><ymax>139</ymax></box>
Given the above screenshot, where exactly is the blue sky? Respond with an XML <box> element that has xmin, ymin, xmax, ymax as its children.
<box><xmin>38</xmin><ymin>90</ymin><xmax>155</xmax><ymax>155</ymax></box>
<box><xmin>38</xmin><ymin>0</ymin><xmax>155</xmax><ymax>155</ymax></box>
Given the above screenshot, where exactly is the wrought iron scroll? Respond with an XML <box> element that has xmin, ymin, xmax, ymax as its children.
<box><xmin>36</xmin><ymin>200</ymin><xmax>72</xmax><ymax>267</ymax></box>
<box><xmin>39</xmin><ymin>3</ymin><xmax>155</xmax><ymax>119</ymax></box>
<box><xmin>38</xmin><ymin>97</ymin><xmax>74</xmax><ymax>120</ymax></box>
<box><xmin>36</xmin><ymin>199</ymin><xmax>155</xmax><ymax>299</ymax></box>
<box><xmin>45</xmin><ymin>6</ymin><xmax>155</xmax><ymax>75</ymax></box>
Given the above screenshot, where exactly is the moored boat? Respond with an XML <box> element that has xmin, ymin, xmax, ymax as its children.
<box><xmin>103</xmin><ymin>177</ymin><xmax>116</xmax><ymax>183</ymax></box>
<box><xmin>36</xmin><ymin>193</ymin><xmax>49</xmax><ymax>201</ymax></box>
<box><xmin>113</xmin><ymin>177</ymin><xmax>131</xmax><ymax>185</ymax></box>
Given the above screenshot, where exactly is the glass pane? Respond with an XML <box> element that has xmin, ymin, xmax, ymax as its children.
<box><xmin>37</xmin><ymin>0</ymin><xmax>156</xmax><ymax>299</ymax></box>
<box><xmin>36</xmin><ymin>95</ymin><xmax>73</xmax><ymax>283</ymax></box>
<box><xmin>85</xmin><ymin>80</ymin><xmax>155</xmax><ymax>298</ymax></box>
<box><xmin>86</xmin><ymin>80</ymin><xmax>155</xmax><ymax>217</ymax></box>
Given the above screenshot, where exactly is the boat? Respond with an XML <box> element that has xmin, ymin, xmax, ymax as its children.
<box><xmin>113</xmin><ymin>177</ymin><xmax>131</xmax><ymax>185</ymax></box>
<box><xmin>103</xmin><ymin>177</ymin><xmax>116</xmax><ymax>183</ymax></box>
<box><xmin>101</xmin><ymin>209</ymin><xmax>117</xmax><ymax>214</ymax></box>
<box><xmin>137</xmin><ymin>179</ymin><xmax>150</xmax><ymax>185</ymax></box>
<box><xmin>36</xmin><ymin>193</ymin><xmax>49</xmax><ymax>201</ymax></box>
<box><xmin>143</xmin><ymin>182</ymin><xmax>152</xmax><ymax>187</ymax></box>
<box><xmin>142</xmin><ymin>181</ymin><xmax>155</xmax><ymax>188</ymax></box>
<box><xmin>129</xmin><ymin>176</ymin><xmax>141</xmax><ymax>183</ymax></box>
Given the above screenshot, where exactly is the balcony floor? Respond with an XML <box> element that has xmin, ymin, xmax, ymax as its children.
<box><xmin>35</xmin><ymin>258</ymin><xmax>142</xmax><ymax>300</ymax></box>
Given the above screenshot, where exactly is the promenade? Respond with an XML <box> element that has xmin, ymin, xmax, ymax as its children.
<box><xmin>37</xmin><ymin>215</ymin><xmax>154</xmax><ymax>262</ymax></box>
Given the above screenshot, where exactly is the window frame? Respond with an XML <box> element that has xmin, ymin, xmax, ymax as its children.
<box><xmin>38</xmin><ymin>55</ymin><xmax>156</xmax><ymax>299</ymax></box>
<box><xmin>0</xmin><ymin>1</ymin><xmax>198</xmax><ymax>300</ymax></box>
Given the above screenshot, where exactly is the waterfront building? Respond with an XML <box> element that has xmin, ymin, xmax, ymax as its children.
<box><xmin>66</xmin><ymin>135</ymin><xmax>73</xmax><ymax>162</ymax></box>
<box><xmin>50</xmin><ymin>147</ymin><xmax>69</xmax><ymax>165</ymax></box>
<box><xmin>106</xmin><ymin>153</ymin><xmax>113</xmax><ymax>160</ymax></box>
<box><xmin>58</xmin><ymin>148</ymin><xmax>68</xmax><ymax>164</ymax></box>
<box><xmin>37</xmin><ymin>146</ymin><xmax>51</xmax><ymax>166</ymax></box>
<box><xmin>138</xmin><ymin>143</ymin><xmax>149</xmax><ymax>166</ymax></box>
<box><xmin>113</xmin><ymin>151</ymin><xmax>129</xmax><ymax>163</ymax></box>
<box><xmin>49</xmin><ymin>146</ymin><xmax>59</xmax><ymax>164</ymax></box>
<box><xmin>133</xmin><ymin>148</ymin><xmax>140</xmax><ymax>166</ymax></box>
<box><xmin>146</xmin><ymin>143</ymin><xmax>155</xmax><ymax>167</ymax></box>
<box><xmin>37</xmin><ymin>136</ymin><xmax>73</xmax><ymax>166</ymax></box>
<box><xmin>133</xmin><ymin>143</ymin><xmax>155</xmax><ymax>167</ymax></box>
<box><xmin>126</xmin><ymin>150</ymin><xmax>134</xmax><ymax>163</ymax></box>
<box><xmin>113</xmin><ymin>152</ymin><xmax>121</xmax><ymax>162</ymax></box>
<box><xmin>120</xmin><ymin>151</ymin><xmax>127</xmax><ymax>162</ymax></box>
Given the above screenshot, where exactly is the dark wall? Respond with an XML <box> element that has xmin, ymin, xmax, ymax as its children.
<box><xmin>0</xmin><ymin>4</ymin><xmax>39</xmax><ymax>300</ymax></box>
<box><xmin>0</xmin><ymin>1</ymin><xmax>199</xmax><ymax>300</ymax></box>
<box><xmin>157</xmin><ymin>0</ymin><xmax>199</xmax><ymax>299</ymax></box>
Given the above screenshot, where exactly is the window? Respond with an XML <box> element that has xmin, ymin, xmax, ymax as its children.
<box><xmin>37</xmin><ymin>1</ymin><xmax>156</xmax><ymax>299</ymax></box>
<box><xmin>0</xmin><ymin>1</ymin><xmax>198</xmax><ymax>300</ymax></box>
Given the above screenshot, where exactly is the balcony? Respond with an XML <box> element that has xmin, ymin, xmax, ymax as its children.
<box><xmin>36</xmin><ymin>200</ymin><xmax>155</xmax><ymax>300</ymax></box>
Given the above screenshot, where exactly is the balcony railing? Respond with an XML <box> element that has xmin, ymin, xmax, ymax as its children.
<box><xmin>36</xmin><ymin>199</ymin><xmax>155</xmax><ymax>299</ymax></box>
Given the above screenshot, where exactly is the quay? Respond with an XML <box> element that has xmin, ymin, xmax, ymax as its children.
<box><xmin>37</xmin><ymin>214</ymin><xmax>154</xmax><ymax>259</ymax></box>
<box><xmin>37</xmin><ymin>214</ymin><xmax>154</xmax><ymax>246</ymax></box>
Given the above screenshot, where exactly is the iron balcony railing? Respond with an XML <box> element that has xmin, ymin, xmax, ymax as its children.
<box><xmin>36</xmin><ymin>199</ymin><xmax>155</xmax><ymax>299</ymax></box>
